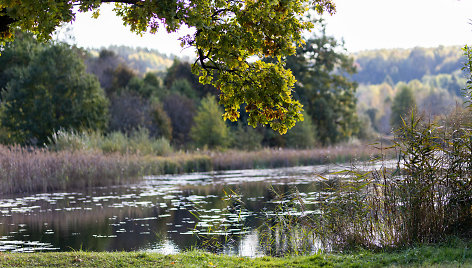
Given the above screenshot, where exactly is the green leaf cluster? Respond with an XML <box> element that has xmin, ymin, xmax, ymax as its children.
<box><xmin>463</xmin><ymin>45</ymin><xmax>472</xmax><ymax>106</ymax></box>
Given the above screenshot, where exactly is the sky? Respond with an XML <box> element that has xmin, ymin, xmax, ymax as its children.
<box><xmin>70</xmin><ymin>0</ymin><xmax>472</xmax><ymax>57</ymax></box>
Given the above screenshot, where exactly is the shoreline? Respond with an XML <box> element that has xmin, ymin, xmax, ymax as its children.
<box><xmin>0</xmin><ymin>144</ymin><xmax>391</xmax><ymax>195</ymax></box>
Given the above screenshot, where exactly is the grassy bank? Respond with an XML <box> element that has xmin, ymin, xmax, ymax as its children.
<box><xmin>1</xmin><ymin>241</ymin><xmax>471</xmax><ymax>267</ymax></box>
<box><xmin>0</xmin><ymin>144</ymin><xmax>384</xmax><ymax>195</ymax></box>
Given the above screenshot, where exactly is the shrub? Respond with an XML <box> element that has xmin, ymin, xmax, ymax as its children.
<box><xmin>127</xmin><ymin>127</ymin><xmax>172</xmax><ymax>156</ymax></box>
<box><xmin>100</xmin><ymin>131</ymin><xmax>129</xmax><ymax>154</ymax></box>
<box><xmin>48</xmin><ymin>129</ymin><xmax>90</xmax><ymax>151</ymax></box>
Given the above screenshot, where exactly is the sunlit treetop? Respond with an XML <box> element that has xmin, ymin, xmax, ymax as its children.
<box><xmin>0</xmin><ymin>0</ymin><xmax>335</xmax><ymax>134</ymax></box>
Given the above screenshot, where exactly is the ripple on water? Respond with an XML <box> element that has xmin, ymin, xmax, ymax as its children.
<box><xmin>0</xmin><ymin>240</ymin><xmax>58</xmax><ymax>252</ymax></box>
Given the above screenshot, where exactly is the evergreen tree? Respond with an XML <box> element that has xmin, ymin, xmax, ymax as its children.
<box><xmin>390</xmin><ymin>85</ymin><xmax>416</xmax><ymax>130</ymax></box>
<box><xmin>190</xmin><ymin>95</ymin><xmax>230</xmax><ymax>149</ymax></box>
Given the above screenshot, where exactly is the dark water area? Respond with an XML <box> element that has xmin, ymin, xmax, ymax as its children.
<box><xmin>0</xmin><ymin>163</ymin><xmax>377</xmax><ymax>256</ymax></box>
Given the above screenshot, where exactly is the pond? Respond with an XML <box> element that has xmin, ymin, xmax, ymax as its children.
<box><xmin>0</xmin><ymin>162</ymin><xmax>386</xmax><ymax>256</ymax></box>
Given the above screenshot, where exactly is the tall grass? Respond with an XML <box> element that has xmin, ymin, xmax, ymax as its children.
<box><xmin>386</xmin><ymin>114</ymin><xmax>472</xmax><ymax>245</ymax></box>
<box><xmin>298</xmin><ymin>113</ymin><xmax>472</xmax><ymax>251</ymax></box>
<box><xmin>48</xmin><ymin>128</ymin><xmax>173</xmax><ymax>156</ymax></box>
<box><xmin>1</xmin><ymin>129</ymin><xmax>385</xmax><ymax>196</ymax></box>
<box><xmin>0</xmin><ymin>146</ymin><xmax>142</xmax><ymax>194</ymax></box>
<box><xmin>250</xmin><ymin>111</ymin><xmax>472</xmax><ymax>254</ymax></box>
<box><xmin>257</xmin><ymin>185</ymin><xmax>320</xmax><ymax>256</ymax></box>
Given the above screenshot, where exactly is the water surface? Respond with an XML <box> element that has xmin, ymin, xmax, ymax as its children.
<box><xmin>0</xmin><ymin>162</ymin><xmax>382</xmax><ymax>256</ymax></box>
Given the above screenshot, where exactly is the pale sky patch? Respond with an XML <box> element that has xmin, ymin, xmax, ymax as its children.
<box><xmin>70</xmin><ymin>4</ymin><xmax>196</xmax><ymax>58</ymax></box>
<box><xmin>69</xmin><ymin>0</ymin><xmax>472</xmax><ymax>56</ymax></box>
<box><xmin>323</xmin><ymin>0</ymin><xmax>472</xmax><ymax>52</ymax></box>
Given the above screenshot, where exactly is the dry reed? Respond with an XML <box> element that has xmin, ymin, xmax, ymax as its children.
<box><xmin>0</xmin><ymin>144</ymin><xmax>385</xmax><ymax>195</ymax></box>
<box><xmin>210</xmin><ymin>145</ymin><xmax>384</xmax><ymax>170</ymax></box>
<box><xmin>0</xmin><ymin>146</ymin><xmax>142</xmax><ymax>194</ymax></box>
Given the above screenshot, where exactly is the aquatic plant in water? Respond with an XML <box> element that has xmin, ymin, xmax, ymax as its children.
<box><xmin>187</xmin><ymin>188</ymin><xmax>252</xmax><ymax>252</ymax></box>
<box><xmin>257</xmin><ymin>185</ymin><xmax>320</xmax><ymax>256</ymax></box>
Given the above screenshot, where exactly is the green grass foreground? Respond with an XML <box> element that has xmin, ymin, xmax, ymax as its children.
<box><xmin>1</xmin><ymin>243</ymin><xmax>472</xmax><ymax>268</ymax></box>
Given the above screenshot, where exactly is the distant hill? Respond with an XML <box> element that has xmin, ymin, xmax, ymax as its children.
<box><xmin>353</xmin><ymin>46</ymin><xmax>468</xmax><ymax>135</ymax></box>
<box><xmin>87</xmin><ymin>45</ymin><xmax>466</xmax><ymax>82</ymax></box>
<box><xmin>88</xmin><ymin>45</ymin><xmax>175</xmax><ymax>75</ymax></box>
<box><xmin>352</xmin><ymin>46</ymin><xmax>465</xmax><ymax>85</ymax></box>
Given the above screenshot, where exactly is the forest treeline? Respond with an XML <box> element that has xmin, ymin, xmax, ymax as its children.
<box><xmin>106</xmin><ymin>45</ymin><xmax>466</xmax><ymax>91</ymax></box>
<box><xmin>354</xmin><ymin>46</ymin><xmax>467</xmax><ymax>135</ymax></box>
<box><xmin>353</xmin><ymin>46</ymin><xmax>465</xmax><ymax>85</ymax></box>
<box><xmin>0</xmin><ymin>23</ymin><xmax>364</xmax><ymax>151</ymax></box>
<box><xmin>0</xmin><ymin>30</ymin><xmax>469</xmax><ymax>151</ymax></box>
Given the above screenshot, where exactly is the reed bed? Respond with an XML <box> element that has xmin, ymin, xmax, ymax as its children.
<box><xmin>0</xmin><ymin>144</ymin><xmax>385</xmax><ymax>195</ymax></box>
<box><xmin>0</xmin><ymin>146</ymin><xmax>141</xmax><ymax>194</ymax></box>
<box><xmin>209</xmin><ymin>145</ymin><xmax>385</xmax><ymax>170</ymax></box>
<box><xmin>0</xmin><ymin>146</ymin><xmax>214</xmax><ymax>195</ymax></box>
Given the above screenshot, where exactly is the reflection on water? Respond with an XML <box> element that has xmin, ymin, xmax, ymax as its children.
<box><xmin>0</xmin><ymin>163</ymin><xmax>377</xmax><ymax>256</ymax></box>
